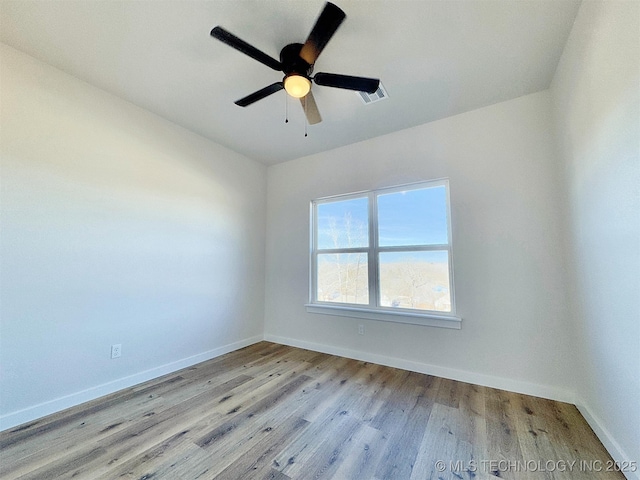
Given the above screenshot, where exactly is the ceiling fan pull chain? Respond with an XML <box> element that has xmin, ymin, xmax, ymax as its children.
<box><xmin>304</xmin><ymin>96</ymin><xmax>308</xmax><ymax>137</ymax></box>
<box><xmin>284</xmin><ymin>94</ymin><xmax>289</xmax><ymax>123</ymax></box>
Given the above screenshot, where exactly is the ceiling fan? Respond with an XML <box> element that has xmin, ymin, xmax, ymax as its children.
<box><xmin>210</xmin><ymin>2</ymin><xmax>380</xmax><ymax>125</ymax></box>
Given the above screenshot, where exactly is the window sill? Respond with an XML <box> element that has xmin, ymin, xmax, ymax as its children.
<box><xmin>304</xmin><ymin>304</ymin><xmax>462</xmax><ymax>329</ymax></box>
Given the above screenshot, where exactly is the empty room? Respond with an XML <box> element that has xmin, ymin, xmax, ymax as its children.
<box><xmin>0</xmin><ymin>0</ymin><xmax>638</xmax><ymax>479</ymax></box>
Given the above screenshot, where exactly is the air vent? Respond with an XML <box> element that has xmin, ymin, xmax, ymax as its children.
<box><xmin>357</xmin><ymin>82</ymin><xmax>388</xmax><ymax>104</ymax></box>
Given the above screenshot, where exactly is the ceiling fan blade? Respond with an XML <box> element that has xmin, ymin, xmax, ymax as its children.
<box><xmin>211</xmin><ymin>26</ymin><xmax>282</xmax><ymax>71</ymax></box>
<box><xmin>235</xmin><ymin>82</ymin><xmax>284</xmax><ymax>107</ymax></box>
<box><xmin>300</xmin><ymin>91</ymin><xmax>322</xmax><ymax>125</ymax></box>
<box><xmin>314</xmin><ymin>73</ymin><xmax>380</xmax><ymax>94</ymax></box>
<box><xmin>299</xmin><ymin>2</ymin><xmax>346</xmax><ymax>65</ymax></box>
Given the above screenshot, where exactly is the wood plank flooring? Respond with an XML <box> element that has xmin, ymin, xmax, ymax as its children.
<box><xmin>0</xmin><ymin>342</ymin><xmax>624</xmax><ymax>479</ymax></box>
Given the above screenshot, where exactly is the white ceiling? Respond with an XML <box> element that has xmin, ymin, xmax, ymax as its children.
<box><xmin>0</xmin><ymin>0</ymin><xmax>581</xmax><ymax>165</ymax></box>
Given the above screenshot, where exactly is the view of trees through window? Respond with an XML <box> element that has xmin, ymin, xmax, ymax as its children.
<box><xmin>313</xmin><ymin>182</ymin><xmax>453</xmax><ymax>313</ymax></box>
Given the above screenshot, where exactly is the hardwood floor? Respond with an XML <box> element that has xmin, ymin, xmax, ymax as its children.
<box><xmin>0</xmin><ymin>342</ymin><xmax>624</xmax><ymax>479</ymax></box>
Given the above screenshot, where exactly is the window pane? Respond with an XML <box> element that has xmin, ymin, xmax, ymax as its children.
<box><xmin>317</xmin><ymin>197</ymin><xmax>368</xmax><ymax>249</ymax></box>
<box><xmin>377</xmin><ymin>186</ymin><xmax>448</xmax><ymax>247</ymax></box>
<box><xmin>379</xmin><ymin>251</ymin><xmax>451</xmax><ymax>312</ymax></box>
<box><xmin>317</xmin><ymin>253</ymin><xmax>369</xmax><ymax>305</ymax></box>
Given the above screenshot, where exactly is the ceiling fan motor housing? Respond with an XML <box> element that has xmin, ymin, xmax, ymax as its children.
<box><xmin>280</xmin><ymin>43</ymin><xmax>313</xmax><ymax>78</ymax></box>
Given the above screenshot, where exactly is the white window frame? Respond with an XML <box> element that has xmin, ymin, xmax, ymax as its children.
<box><xmin>306</xmin><ymin>179</ymin><xmax>461</xmax><ymax>329</ymax></box>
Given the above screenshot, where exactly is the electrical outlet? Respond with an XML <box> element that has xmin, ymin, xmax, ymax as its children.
<box><xmin>358</xmin><ymin>324</ymin><xmax>365</xmax><ymax>335</ymax></box>
<box><xmin>111</xmin><ymin>344</ymin><xmax>122</xmax><ymax>359</ymax></box>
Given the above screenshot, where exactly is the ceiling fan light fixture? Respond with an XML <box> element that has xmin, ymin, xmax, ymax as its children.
<box><xmin>284</xmin><ymin>74</ymin><xmax>311</xmax><ymax>98</ymax></box>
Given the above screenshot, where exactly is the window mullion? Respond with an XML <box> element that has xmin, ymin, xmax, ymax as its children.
<box><xmin>368</xmin><ymin>191</ymin><xmax>378</xmax><ymax>308</ymax></box>
<box><xmin>310</xmin><ymin>201</ymin><xmax>318</xmax><ymax>303</ymax></box>
<box><xmin>377</xmin><ymin>244</ymin><xmax>450</xmax><ymax>253</ymax></box>
<box><xmin>316</xmin><ymin>247</ymin><xmax>370</xmax><ymax>255</ymax></box>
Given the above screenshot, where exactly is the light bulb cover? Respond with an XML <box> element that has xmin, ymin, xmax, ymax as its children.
<box><xmin>284</xmin><ymin>75</ymin><xmax>311</xmax><ymax>98</ymax></box>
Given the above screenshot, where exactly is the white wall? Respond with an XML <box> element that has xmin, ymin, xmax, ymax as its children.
<box><xmin>265</xmin><ymin>90</ymin><xmax>576</xmax><ymax>401</ymax></box>
<box><xmin>0</xmin><ymin>44</ymin><xmax>267</xmax><ymax>429</ymax></box>
<box><xmin>551</xmin><ymin>0</ymin><xmax>640</xmax><ymax>472</ymax></box>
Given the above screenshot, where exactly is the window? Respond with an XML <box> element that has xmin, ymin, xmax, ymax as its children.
<box><xmin>308</xmin><ymin>180</ymin><xmax>460</xmax><ymax>328</ymax></box>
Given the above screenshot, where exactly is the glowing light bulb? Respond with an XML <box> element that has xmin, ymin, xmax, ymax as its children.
<box><xmin>284</xmin><ymin>75</ymin><xmax>311</xmax><ymax>98</ymax></box>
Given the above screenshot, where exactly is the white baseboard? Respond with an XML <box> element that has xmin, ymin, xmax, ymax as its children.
<box><xmin>263</xmin><ymin>334</ymin><xmax>574</xmax><ymax>403</ymax></box>
<box><xmin>0</xmin><ymin>335</ymin><xmax>264</xmax><ymax>432</ymax></box>
<box><xmin>576</xmin><ymin>400</ymin><xmax>640</xmax><ymax>480</ymax></box>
